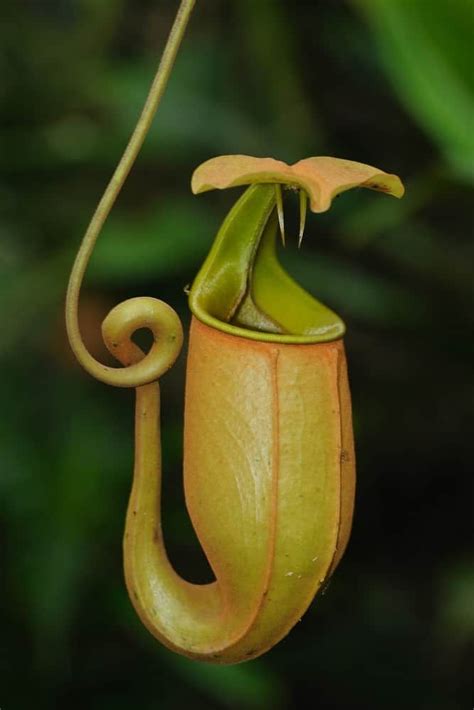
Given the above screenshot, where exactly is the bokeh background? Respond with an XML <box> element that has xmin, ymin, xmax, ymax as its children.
<box><xmin>1</xmin><ymin>1</ymin><xmax>473</xmax><ymax>708</ymax></box>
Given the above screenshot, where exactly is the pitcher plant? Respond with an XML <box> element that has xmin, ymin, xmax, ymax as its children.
<box><xmin>66</xmin><ymin>0</ymin><xmax>404</xmax><ymax>664</ymax></box>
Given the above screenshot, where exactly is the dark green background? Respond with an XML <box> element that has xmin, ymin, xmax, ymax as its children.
<box><xmin>1</xmin><ymin>1</ymin><xmax>472</xmax><ymax>708</ymax></box>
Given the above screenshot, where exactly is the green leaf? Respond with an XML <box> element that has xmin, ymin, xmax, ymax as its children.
<box><xmin>358</xmin><ymin>0</ymin><xmax>474</xmax><ymax>182</ymax></box>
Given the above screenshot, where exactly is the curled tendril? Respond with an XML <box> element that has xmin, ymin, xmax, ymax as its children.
<box><xmin>65</xmin><ymin>0</ymin><xmax>195</xmax><ymax>388</ymax></box>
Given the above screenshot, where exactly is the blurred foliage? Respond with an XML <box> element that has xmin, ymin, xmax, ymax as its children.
<box><xmin>358</xmin><ymin>0</ymin><xmax>474</xmax><ymax>182</ymax></box>
<box><xmin>0</xmin><ymin>1</ymin><xmax>472</xmax><ymax>708</ymax></box>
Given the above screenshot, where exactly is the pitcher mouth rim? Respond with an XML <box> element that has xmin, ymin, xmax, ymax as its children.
<box><xmin>190</xmin><ymin>314</ymin><xmax>345</xmax><ymax>346</ymax></box>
